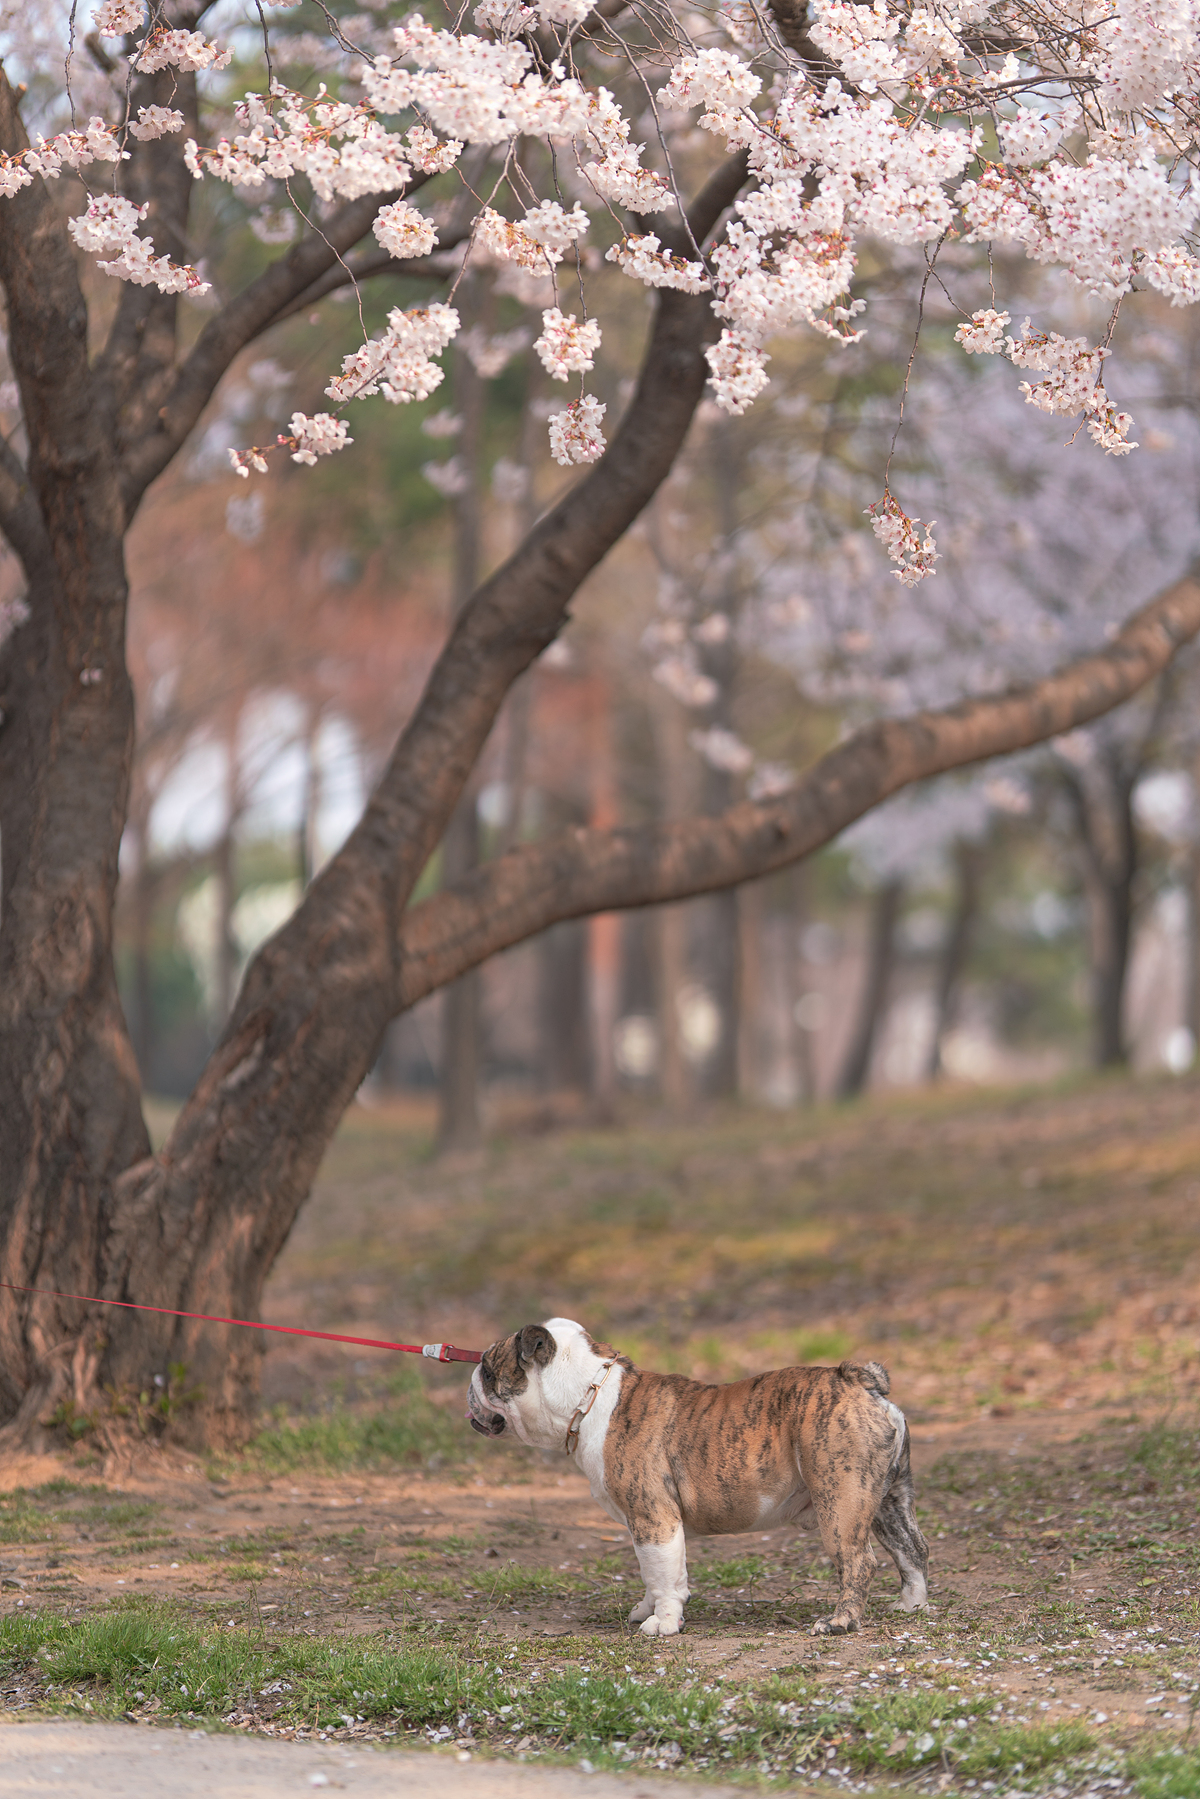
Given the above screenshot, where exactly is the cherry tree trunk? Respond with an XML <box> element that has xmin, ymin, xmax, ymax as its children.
<box><xmin>925</xmin><ymin>840</ymin><xmax>985</xmax><ymax>1080</ymax></box>
<box><xmin>1086</xmin><ymin>864</ymin><xmax>1135</xmax><ymax>1068</ymax></box>
<box><xmin>835</xmin><ymin>878</ymin><xmax>904</xmax><ymax>1100</ymax></box>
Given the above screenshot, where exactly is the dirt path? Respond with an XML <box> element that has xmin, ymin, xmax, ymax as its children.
<box><xmin>0</xmin><ymin>1718</ymin><xmax>758</xmax><ymax>1798</ymax></box>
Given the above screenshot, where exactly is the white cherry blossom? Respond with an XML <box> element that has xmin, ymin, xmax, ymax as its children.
<box><xmin>93</xmin><ymin>0</ymin><xmax>143</xmax><ymax>35</ymax></box>
<box><xmin>129</xmin><ymin>106</ymin><xmax>185</xmax><ymax>142</ymax></box>
<box><xmin>547</xmin><ymin>395</ymin><xmax>607</xmax><ymax>465</ymax></box>
<box><xmin>373</xmin><ymin>199</ymin><xmax>438</xmax><ymax>259</ymax></box>
<box><xmin>867</xmin><ymin>492</ymin><xmax>939</xmax><ymax>587</ymax></box>
<box><xmin>534</xmin><ymin>308</ymin><xmax>602</xmax><ymax>380</ymax></box>
<box><xmin>133</xmin><ymin>27</ymin><xmax>232</xmax><ymax>74</ymax></box>
<box><xmin>326</xmin><ymin>303</ymin><xmax>460</xmax><ymax>406</ymax></box>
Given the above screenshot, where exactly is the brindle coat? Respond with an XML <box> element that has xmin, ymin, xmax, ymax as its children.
<box><xmin>467</xmin><ymin>1319</ymin><xmax>928</xmax><ymax>1637</ymax></box>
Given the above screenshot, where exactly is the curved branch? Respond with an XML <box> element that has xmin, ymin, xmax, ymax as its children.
<box><xmin>268</xmin><ymin>238</ymin><xmax>469</xmax><ymax>324</ymax></box>
<box><xmin>393</xmin><ymin>570</ymin><xmax>1200</xmax><ymax>1007</ymax></box>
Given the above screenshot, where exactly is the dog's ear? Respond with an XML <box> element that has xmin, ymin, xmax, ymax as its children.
<box><xmin>517</xmin><ymin>1324</ymin><xmax>557</xmax><ymax>1369</ymax></box>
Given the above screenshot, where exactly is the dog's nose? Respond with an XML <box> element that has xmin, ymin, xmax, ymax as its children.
<box><xmin>467</xmin><ymin>1411</ymin><xmax>507</xmax><ymax>1437</ymax></box>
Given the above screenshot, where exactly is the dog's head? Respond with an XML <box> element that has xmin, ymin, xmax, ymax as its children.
<box><xmin>466</xmin><ymin>1319</ymin><xmax>619</xmax><ymax>1449</ymax></box>
<box><xmin>466</xmin><ymin>1323</ymin><xmax>557</xmax><ymax>1440</ymax></box>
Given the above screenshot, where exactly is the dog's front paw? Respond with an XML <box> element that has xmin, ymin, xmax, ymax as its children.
<box><xmin>810</xmin><ymin>1617</ymin><xmax>859</xmax><ymax>1637</ymax></box>
<box><xmin>638</xmin><ymin>1614</ymin><xmax>683</xmax><ymax>1638</ymax></box>
<box><xmin>891</xmin><ymin>1595</ymin><xmax>928</xmax><ymax>1614</ymax></box>
<box><xmin>628</xmin><ymin>1596</ymin><xmax>655</xmax><ymax>1624</ymax></box>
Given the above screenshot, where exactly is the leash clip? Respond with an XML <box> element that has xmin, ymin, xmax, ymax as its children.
<box><xmin>423</xmin><ymin>1342</ymin><xmax>483</xmax><ymax>1364</ymax></box>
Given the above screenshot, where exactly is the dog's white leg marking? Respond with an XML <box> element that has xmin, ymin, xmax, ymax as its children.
<box><xmin>630</xmin><ymin>1525</ymin><xmax>689</xmax><ymax>1637</ymax></box>
<box><xmin>892</xmin><ymin>1569</ymin><xmax>929</xmax><ymax>1612</ymax></box>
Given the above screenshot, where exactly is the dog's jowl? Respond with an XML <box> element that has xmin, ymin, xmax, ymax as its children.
<box><xmin>467</xmin><ymin>1317</ymin><xmax>928</xmax><ymax>1638</ymax></box>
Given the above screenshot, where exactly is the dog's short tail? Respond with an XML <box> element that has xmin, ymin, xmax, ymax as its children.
<box><xmin>838</xmin><ymin>1358</ymin><xmax>891</xmax><ymax>1397</ymax></box>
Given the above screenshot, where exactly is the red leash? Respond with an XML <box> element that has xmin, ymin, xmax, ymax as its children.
<box><xmin>0</xmin><ymin>1281</ymin><xmax>481</xmax><ymax>1364</ymax></box>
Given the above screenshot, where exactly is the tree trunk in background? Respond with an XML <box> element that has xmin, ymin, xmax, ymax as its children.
<box><xmin>926</xmin><ymin>840</ymin><xmax>985</xmax><ymax>1080</ymax></box>
<box><xmin>1087</xmin><ymin>860</ymin><xmax>1134</xmax><ymax>1068</ymax></box>
<box><xmin>212</xmin><ymin>827</ymin><xmax>239</xmax><ymax>1027</ymax></box>
<box><xmin>1062</xmin><ymin>760</ymin><xmax>1137</xmax><ymax>1069</ymax></box>
<box><xmin>436</xmin><ymin>293</ymin><xmax>486</xmax><ymax>1154</ymax></box>
<box><xmin>737</xmin><ymin>880</ymin><xmax>763</xmax><ymax>1098</ymax></box>
<box><xmin>538</xmin><ymin>920</ymin><xmax>591</xmax><ymax>1093</ymax></box>
<box><xmin>126</xmin><ymin>813</ymin><xmax>156</xmax><ymax>1080</ymax></box>
<box><xmin>790</xmin><ymin>864</ymin><xmax>815</xmax><ymax>1104</ymax></box>
<box><xmin>697</xmin><ymin>416</ymin><xmax>743</xmax><ymax>1098</ymax></box>
<box><xmin>297</xmin><ymin>705</ymin><xmax>322</xmax><ymax>889</ymax></box>
<box><xmin>654</xmin><ymin>905</ymin><xmax>689</xmax><ymax>1109</ymax></box>
<box><xmin>588</xmin><ymin>678</ymin><xmax>620</xmax><ymax>1115</ymax></box>
<box><xmin>836</xmin><ymin>879</ymin><xmax>904</xmax><ymax>1100</ymax></box>
<box><xmin>650</xmin><ymin>680</ymin><xmax>693</xmax><ymax>1110</ymax></box>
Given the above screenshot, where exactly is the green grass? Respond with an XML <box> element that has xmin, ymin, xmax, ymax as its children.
<box><xmin>3</xmin><ymin>1600</ymin><xmax>1194</xmax><ymax>1788</ymax></box>
<box><xmin>240</xmin><ymin>1369</ymin><xmax>467</xmax><ymax>1474</ymax></box>
<box><xmin>1131</xmin><ymin>1746</ymin><xmax>1200</xmax><ymax>1799</ymax></box>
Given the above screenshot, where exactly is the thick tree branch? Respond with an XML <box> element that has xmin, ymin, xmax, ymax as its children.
<box><xmin>392</xmin><ymin>571</ymin><xmax>1200</xmax><ymax>1006</ymax></box>
<box><xmin>0</xmin><ymin>69</ymin><xmax>100</xmax><ymax>535</ymax></box>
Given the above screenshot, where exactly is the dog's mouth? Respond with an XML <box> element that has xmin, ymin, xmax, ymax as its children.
<box><xmin>466</xmin><ymin>1384</ymin><xmax>507</xmax><ymax>1437</ymax></box>
<box><xmin>469</xmin><ymin>1411</ymin><xmax>507</xmax><ymax>1437</ymax></box>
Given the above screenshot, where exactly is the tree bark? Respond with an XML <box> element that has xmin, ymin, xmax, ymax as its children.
<box><xmin>1061</xmin><ymin>759</ymin><xmax>1138</xmax><ymax>1068</ymax></box>
<box><xmin>835</xmin><ymin>879</ymin><xmax>904</xmax><ymax>1100</ymax></box>
<box><xmin>925</xmin><ymin>840</ymin><xmax>985</xmax><ymax>1080</ymax></box>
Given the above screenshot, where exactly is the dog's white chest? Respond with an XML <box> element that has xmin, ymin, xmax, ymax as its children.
<box><xmin>568</xmin><ymin>1367</ymin><xmax>626</xmax><ymax>1524</ymax></box>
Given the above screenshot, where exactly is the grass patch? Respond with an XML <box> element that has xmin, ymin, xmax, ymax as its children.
<box><xmin>241</xmin><ymin>1369</ymin><xmax>466</xmax><ymax>1474</ymax></box>
<box><xmin>1130</xmin><ymin>1747</ymin><xmax>1200</xmax><ymax>1799</ymax></box>
<box><xmin>0</xmin><ymin>1600</ymin><xmax>1164</xmax><ymax>1786</ymax></box>
<box><xmin>0</xmin><ymin>1492</ymin><xmax>51</xmax><ymax>1545</ymax></box>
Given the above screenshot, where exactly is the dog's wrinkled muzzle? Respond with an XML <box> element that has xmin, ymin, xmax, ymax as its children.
<box><xmin>466</xmin><ymin>1380</ymin><xmax>507</xmax><ymax>1437</ymax></box>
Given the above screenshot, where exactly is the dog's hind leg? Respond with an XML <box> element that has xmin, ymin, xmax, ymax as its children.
<box><xmin>799</xmin><ymin>1448</ymin><xmax>880</xmax><ymax>1634</ymax></box>
<box><xmin>872</xmin><ymin>1431</ymin><xmax>929</xmax><ymax>1612</ymax></box>
<box><xmin>628</xmin><ymin>1522</ymin><xmax>689</xmax><ymax>1637</ymax></box>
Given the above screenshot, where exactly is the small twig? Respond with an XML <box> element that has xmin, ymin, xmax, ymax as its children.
<box><xmin>883</xmin><ymin>231</ymin><xmax>948</xmax><ymax>492</ymax></box>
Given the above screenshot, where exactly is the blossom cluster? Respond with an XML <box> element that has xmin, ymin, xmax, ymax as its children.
<box><xmin>477</xmin><ymin>201</ymin><xmax>588</xmax><ymax>271</ymax></box>
<box><xmin>605</xmin><ymin>236</ymin><xmax>707</xmax><ymax>293</ymax></box>
<box><xmin>547</xmin><ymin>396</ymin><xmax>608</xmax><ymax>466</ymax></box>
<box><xmin>228</xmin><ymin>412</ymin><xmax>352</xmax><ymax>477</ymax></box>
<box><xmin>8</xmin><ymin>0</ymin><xmax>1200</xmax><ymax>526</ymax></box>
<box><xmin>362</xmin><ymin>16</ymin><xmax>589</xmax><ymax>145</ymax></box>
<box><xmin>581</xmin><ymin>88</ymin><xmax>675</xmax><ymax>213</ymax></box>
<box><xmin>67</xmin><ymin>194</ymin><xmax>208</xmax><ymax>295</ymax></box>
<box><xmin>867</xmin><ymin>492</ymin><xmax>940</xmax><ymax>587</ymax></box>
<box><xmin>534</xmin><ymin>309</ymin><xmax>602</xmax><ymax>380</ymax></box>
<box><xmin>954</xmin><ymin>312</ymin><xmax>1139</xmax><ymax>455</ymax></box>
<box><xmin>326</xmin><ymin>303</ymin><xmax>461</xmax><ymax>407</ymax></box>
<box><xmin>0</xmin><ymin>117</ymin><xmax>121</xmax><ymax>199</ymax></box>
<box><xmin>373</xmin><ymin>200</ymin><xmax>438</xmax><ymax>260</ymax></box>
<box><xmin>185</xmin><ymin>88</ymin><xmax>428</xmax><ymax>203</ymax></box>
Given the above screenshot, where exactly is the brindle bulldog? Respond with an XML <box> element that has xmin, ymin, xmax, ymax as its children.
<box><xmin>467</xmin><ymin>1317</ymin><xmax>929</xmax><ymax>1637</ymax></box>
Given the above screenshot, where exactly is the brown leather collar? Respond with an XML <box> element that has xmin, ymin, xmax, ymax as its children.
<box><xmin>564</xmin><ymin>1359</ymin><xmax>617</xmax><ymax>1454</ymax></box>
